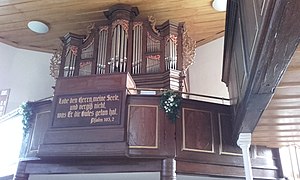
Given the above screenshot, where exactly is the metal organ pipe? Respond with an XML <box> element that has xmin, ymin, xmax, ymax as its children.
<box><xmin>132</xmin><ymin>24</ymin><xmax>142</xmax><ymax>74</ymax></box>
<box><xmin>132</xmin><ymin>26</ymin><xmax>136</xmax><ymax>74</ymax></box>
<box><xmin>123</xmin><ymin>32</ymin><xmax>127</xmax><ymax>72</ymax></box>
<box><xmin>97</xmin><ymin>31</ymin><xmax>103</xmax><ymax>74</ymax></box>
<box><xmin>110</xmin><ymin>24</ymin><xmax>129</xmax><ymax>73</ymax></box>
<box><xmin>97</xmin><ymin>28</ymin><xmax>108</xmax><ymax>74</ymax></box>
<box><xmin>137</xmin><ymin>25</ymin><xmax>140</xmax><ymax>74</ymax></box>
<box><xmin>116</xmin><ymin>25</ymin><xmax>120</xmax><ymax>72</ymax></box>
<box><xmin>111</xmin><ymin>27</ymin><xmax>116</xmax><ymax>73</ymax></box>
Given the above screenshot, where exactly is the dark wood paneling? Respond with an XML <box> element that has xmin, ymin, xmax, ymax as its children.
<box><xmin>55</xmin><ymin>73</ymin><xmax>135</xmax><ymax>95</ymax></box>
<box><xmin>218</xmin><ymin>113</ymin><xmax>242</xmax><ymax>156</ymax></box>
<box><xmin>19</xmin><ymin>101</ymin><xmax>52</xmax><ymax>158</ymax></box>
<box><xmin>176</xmin><ymin>99</ymin><xmax>279</xmax><ymax>179</ymax></box>
<box><xmin>43</xmin><ymin>128</ymin><xmax>124</xmax><ymax>144</ymax></box>
<box><xmin>38</xmin><ymin>142</ymin><xmax>127</xmax><ymax>157</ymax></box>
<box><xmin>182</xmin><ymin>108</ymin><xmax>213</xmax><ymax>153</ymax></box>
<box><xmin>14</xmin><ymin>161</ymin><xmax>29</xmax><ymax>180</ymax></box>
<box><xmin>127</xmin><ymin>95</ymin><xmax>176</xmax><ymax>158</ymax></box>
<box><xmin>19</xmin><ymin>95</ymin><xmax>282</xmax><ymax>179</ymax></box>
<box><xmin>25</xmin><ymin>158</ymin><xmax>161</xmax><ymax>174</ymax></box>
<box><xmin>128</xmin><ymin>105</ymin><xmax>158</xmax><ymax>148</ymax></box>
<box><xmin>38</xmin><ymin>73</ymin><xmax>135</xmax><ymax>158</ymax></box>
<box><xmin>222</xmin><ymin>0</ymin><xmax>300</xmax><ymax>142</ymax></box>
<box><xmin>27</xmin><ymin>111</ymin><xmax>51</xmax><ymax>156</ymax></box>
<box><xmin>177</xmin><ymin>161</ymin><xmax>278</xmax><ymax>180</ymax></box>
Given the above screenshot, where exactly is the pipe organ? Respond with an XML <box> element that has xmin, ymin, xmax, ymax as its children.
<box><xmin>58</xmin><ymin>4</ymin><xmax>195</xmax><ymax>90</ymax></box>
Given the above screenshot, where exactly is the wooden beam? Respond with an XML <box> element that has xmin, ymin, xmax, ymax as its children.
<box><xmin>223</xmin><ymin>0</ymin><xmax>300</xmax><ymax>141</ymax></box>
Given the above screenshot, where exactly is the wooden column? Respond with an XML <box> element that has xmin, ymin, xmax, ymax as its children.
<box><xmin>14</xmin><ymin>161</ymin><xmax>29</xmax><ymax>180</ymax></box>
<box><xmin>161</xmin><ymin>158</ymin><xmax>176</xmax><ymax>180</ymax></box>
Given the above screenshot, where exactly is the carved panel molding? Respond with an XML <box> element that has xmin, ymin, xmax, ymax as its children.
<box><xmin>128</xmin><ymin>105</ymin><xmax>159</xmax><ymax>149</ymax></box>
<box><xmin>182</xmin><ymin>108</ymin><xmax>214</xmax><ymax>153</ymax></box>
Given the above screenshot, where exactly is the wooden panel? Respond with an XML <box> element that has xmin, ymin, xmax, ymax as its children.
<box><xmin>177</xmin><ymin>161</ymin><xmax>278</xmax><ymax>179</ymax></box>
<box><xmin>128</xmin><ymin>105</ymin><xmax>158</xmax><ymax>149</ymax></box>
<box><xmin>27</xmin><ymin>111</ymin><xmax>51</xmax><ymax>153</ymax></box>
<box><xmin>233</xmin><ymin>12</ymin><xmax>248</xmax><ymax>100</ymax></box>
<box><xmin>253</xmin><ymin>48</ymin><xmax>300</xmax><ymax>147</ymax></box>
<box><xmin>25</xmin><ymin>158</ymin><xmax>161</xmax><ymax>174</ymax></box>
<box><xmin>182</xmin><ymin>108</ymin><xmax>214</xmax><ymax>153</ymax></box>
<box><xmin>127</xmin><ymin>95</ymin><xmax>176</xmax><ymax>158</ymax></box>
<box><xmin>21</xmin><ymin>100</ymin><xmax>52</xmax><ymax>158</ymax></box>
<box><xmin>223</xmin><ymin>0</ymin><xmax>300</xmax><ymax>143</ymax></box>
<box><xmin>54</xmin><ymin>73</ymin><xmax>135</xmax><ymax>95</ymax></box>
<box><xmin>218</xmin><ymin>113</ymin><xmax>242</xmax><ymax>156</ymax></box>
<box><xmin>43</xmin><ymin>128</ymin><xmax>124</xmax><ymax>144</ymax></box>
<box><xmin>240</xmin><ymin>0</ymin><xmax>260</xmax><ymax>63</ymax></box>
<box><xmin>38</xmin><ymin>142</ymin><xmax>127</xmax><ymax>157</ymax></box>
<box><xmin>176</xmin><ymin>99</ymin><xmax>279</xmax><ymax>178</ymax></box>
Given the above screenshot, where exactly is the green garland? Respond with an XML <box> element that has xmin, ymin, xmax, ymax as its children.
<box><xmin>19</xmin><ymin>102</ymin><xmax>33</xmax><ymax>136</ymax></box>
<box><xmin>160</xmin><ymin>90</ymin><xmax>182</xmax><ymax>123</ymax></box>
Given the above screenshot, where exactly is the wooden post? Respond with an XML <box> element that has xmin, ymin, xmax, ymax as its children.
<box><xmin>14</xmin><ymin>161</ymin><xmax>29</xmax><ymax>180</ymax></box>
<box><xmin>161</xmin><ymin>158</ymin><xmax>176</xmax><ymax>180</ymax></box>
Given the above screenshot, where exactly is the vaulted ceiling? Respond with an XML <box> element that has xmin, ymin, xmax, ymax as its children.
<box><xmin>0</xmin><ymin>0</ymin><xmax>226</xmax><ymax>52</ymax></box>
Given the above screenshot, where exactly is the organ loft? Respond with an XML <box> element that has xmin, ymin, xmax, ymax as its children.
<box><xmin>15</xmin><ymin>4</ymin><xmax>282</xmax><ymax>180</ymax></box>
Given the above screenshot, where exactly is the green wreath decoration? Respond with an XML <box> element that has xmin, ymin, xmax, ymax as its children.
<box><xmin>160</xmin><ymin>90</ymin><xmax>182</xmax><ymax>123</ymax></box>
<box><xmin>19</xmin><ymin>102</ymin><xmax>33</xmax><ymax>137</ymax></box>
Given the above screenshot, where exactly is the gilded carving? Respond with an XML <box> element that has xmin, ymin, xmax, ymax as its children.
<box><xmin>182</xmin><ymin>29</ymin><xmax>196</xmax><ymax>71</ymax></box>
<box><xmin>86</xmin><ymin>23</ymin><xmax>95</xmax><ymax>34</ymax></box>
<box><xmin>148</xmin><ymin>16</ymin><xmax>159</xmax><ymax>35</ymax></box>
<box><xmin>166</xmin><ymin>34</ymin><xmax>178</xmax><ymax>45</ymax></box>
<box><xmin>146</xmin><ymin>55</ymin><xmax>160</xmax><ymax>60</ymax></box>
<box><xmin>99</xmin><ymin>26</ymin><xmax>109</xmax><ymax>32</ymax></box>
<box><xmin>70</xmin><ymin>45</ymin><xmax>78</xmax><ymax>56</ymax></box>
<box><xmin>133</xmin><ymin>22</ymin><xmax>143</xmax><ymax>29</ymax></box>
<box><xmin>112</xmin><ymin>19</ymin><xmax>129</xmax><ymax>35</ymax></box>
<box><xmin>50</xmin><ymin>50</ymin><xmax>62</xmax><ymax>79</ymax></box>
<box><xmin>84</xmin><ymin>23</ymin><xmax>96</xmax><ymax>40</ymax></box>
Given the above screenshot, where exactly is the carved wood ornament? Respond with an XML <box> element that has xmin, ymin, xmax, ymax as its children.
<box><xmin>50</xmin><ymin>50</ymin><xmax>62</xmax><ymax>79</ymax></box>
<box><xmin>182</xmin><ymin>29</ymin><xmax>196</xmax><ymax>71</ymax></box>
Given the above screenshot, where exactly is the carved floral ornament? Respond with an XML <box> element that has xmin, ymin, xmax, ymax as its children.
<box><xmin>148</xmin><ymin>16</ymin><xmax>160</xmax><ymax>35</ymax></box>
<box><xmin>87</xmin><ymin>23</ymin><xmax>95</xmax><ymax>34</ymax></box>
<box><xmin>50</xmin><ymin>49</ymin><xmax>62</xmax><ymax>79</ymax></box>
<box><xmin>182</xmin><ymin>29</ymin><xmax>196</xmax><ymax>71</ymax></box>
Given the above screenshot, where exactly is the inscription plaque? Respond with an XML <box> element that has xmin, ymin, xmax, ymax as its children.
<box><xmin>53</xmin><ymin>91</ymin><xmax>122</xmax><ymax>127</ymax></box>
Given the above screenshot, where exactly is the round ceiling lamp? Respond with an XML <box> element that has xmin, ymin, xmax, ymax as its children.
<box><xmin>27</xmin><ymin>21</ymin><xmax>49</xmax><ymax>34</ymax></box>
<box><xmin>212</xmin><ymin>0</ymin><xmax>227</xmax><ymax>12</ymax></box>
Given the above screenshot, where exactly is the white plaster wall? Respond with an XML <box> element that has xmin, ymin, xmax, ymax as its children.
<box><xmin>189</xmin><ymin>37</ymin><xmax>229</xmax><ymax>103</ymax></box>
<box><xmin>0</xmin><ymin>43</ymin><xmax>55</xmax><ymax>112</ymax></box>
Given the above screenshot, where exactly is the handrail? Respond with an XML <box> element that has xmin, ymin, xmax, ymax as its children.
<box><xmin>0</xmin><ymin>108</ymin><xmax>20</xmax><ymax>123</ymax></box>
<box><xmin>127</xmin><ymin>87</ymin><xmax>230</xmax><ymax>102</ymax></box>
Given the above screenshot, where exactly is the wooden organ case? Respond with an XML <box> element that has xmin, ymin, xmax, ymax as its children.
<box><xmin>58</xmin><ymin>4</ymin><xmax>195</xmax><ymax>91</ymax></box>
<box><xmin>38</xmin><ymin>4</ymin><xmax>196</xmax><ymax>158</ymax></box>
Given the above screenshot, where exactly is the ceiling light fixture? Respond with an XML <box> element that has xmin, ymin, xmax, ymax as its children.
<box><xmin>27</xmin><ymin>21</ymin><xmax>49</xmax><ymax>34</ymax></box>
<box><xmin>212</xmin><ymin>0</ymin><xmax>227</xmax><ymax>12</ymax></box>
